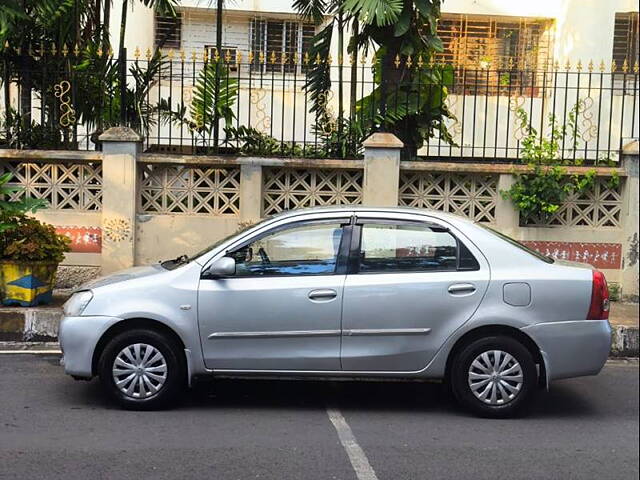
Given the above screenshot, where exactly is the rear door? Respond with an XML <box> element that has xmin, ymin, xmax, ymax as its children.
<box><xmin>341</xmin><ymin>218</ymin><xmax>490</xmax><ymax>371</ymax></box>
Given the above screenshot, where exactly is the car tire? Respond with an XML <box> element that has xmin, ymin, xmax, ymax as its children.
<box><xmin>450</xmin><ymin>335</ymin><xmax>537</xmax><ymax>418</ymax></box>
<box><xmin>98</xmin><ymin>328</ymin><xmax>185</xmax><ymax>410</ymax></box>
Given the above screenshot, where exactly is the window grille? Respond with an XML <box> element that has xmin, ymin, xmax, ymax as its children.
<box><xmin>612</xmin><ymin>12</ymin><xmax>639</xmax><ymax>91</ymax></box>
<box><xmin>435</xmin><ymin>14</ymin><xmax>554</xmax><ymax>95</ymax></box>
<box><xmin>250</xmin><ymin>18</ymin><xmax>316</xmax><ymax>74</ymax></box>
<box><xmin>155</xmin><ymin>13</ymin><xmax>182</xmax><ymax>49</ymax></box>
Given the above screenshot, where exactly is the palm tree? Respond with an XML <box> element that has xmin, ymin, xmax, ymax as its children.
<box><xmin>293</xmin><ymin>0</ymin><xmax>454</xmax><ymax>158</ymax></box>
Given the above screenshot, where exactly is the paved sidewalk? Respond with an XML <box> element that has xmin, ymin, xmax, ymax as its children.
<box><xmin>610</xmin><ymin>302</ymin><xmax>640</xmax><ymax>327</ymax></box>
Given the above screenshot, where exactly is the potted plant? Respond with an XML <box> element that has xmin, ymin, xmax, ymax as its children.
<box><xmin>0</xmin><ymin>173</ymin><xmax>71</xmax><ymax>306</ymax></box>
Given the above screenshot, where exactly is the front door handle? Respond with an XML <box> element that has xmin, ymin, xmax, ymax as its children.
<box><xmin>448</xmin><ymin>283</ymin><xmax>476</xmax><ymax>295</ymax></box>
<box><xmin>308</xmin><ymin>289</ymin><xmax>337</xmax><ymax>301</ymax></box>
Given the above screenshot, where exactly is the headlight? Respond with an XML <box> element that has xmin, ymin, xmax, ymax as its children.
<box><xmin>63</xmin><ymin>291</ymin><xmax>94</xmax><ymax>316</ymax></box>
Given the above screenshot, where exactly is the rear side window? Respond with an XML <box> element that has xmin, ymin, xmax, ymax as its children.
<box><xmin>358</xmin><ymin>223</ymin><xmax>462</xmax><ymax>273</ymax></box>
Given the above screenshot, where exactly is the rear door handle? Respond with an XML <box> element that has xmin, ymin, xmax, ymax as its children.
<box><xmin>308</xmin><ymin>289</ymin><xmax>337</xmax><ymax>301</ymax></box>
<box><xmin>448</xmin><ymin>283</ymin><xmax>476</xmax><ymax>295</ymax></box>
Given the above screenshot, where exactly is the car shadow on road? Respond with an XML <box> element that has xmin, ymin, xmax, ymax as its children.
<box><xmin>180</xmin><ymin>378</ymin><xmax>599</xmax><ymax>418</ymax></box>
<box><xmin>64</xmin><ymin>375</ymin><xmax>598</xmax><ymax>418</ymax></box>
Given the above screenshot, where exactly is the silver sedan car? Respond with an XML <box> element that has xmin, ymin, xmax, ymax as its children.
<box><xmin>60</xmin><ymin>207</ymin><xmax>611</xmax><ymax>417</ymax></box>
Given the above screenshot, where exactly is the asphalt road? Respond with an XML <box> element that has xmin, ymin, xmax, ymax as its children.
<box><xmin>0</xmin><ymin>355</ymin><xmax>638</xmax><ymax>480</ymax></box>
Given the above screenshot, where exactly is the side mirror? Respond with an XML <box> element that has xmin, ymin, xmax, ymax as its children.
<box><xmin>203</xmin><ymin>256</ymin><xmax>236</xmax><ymax>279</ymax></box>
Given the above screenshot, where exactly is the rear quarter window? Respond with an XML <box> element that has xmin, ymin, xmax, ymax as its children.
<box><xmin>478</xmin><ymin>225</ymin><xmax>554</xmax><ymax>264</ymax></box>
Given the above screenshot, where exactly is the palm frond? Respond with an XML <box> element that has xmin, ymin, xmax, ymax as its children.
<box><xmin>343</xmin><ymin>0</ymin><xmax>403</xmax><ymax>27</ymax></box>
<box><xmin>293</xmin><ymin>0</ymin><xmax>328</xmax><ymax>25</ymax></box>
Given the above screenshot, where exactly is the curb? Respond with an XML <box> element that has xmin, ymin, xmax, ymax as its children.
<box><xmin>611</xmin><ymin>325</ymin><xmax>640</xmax><ymax>358</ymax></box>
<box><xmin>1</xmin><ymin>305</ymin><xmax>638</xmax><ymax>357</ymax></box>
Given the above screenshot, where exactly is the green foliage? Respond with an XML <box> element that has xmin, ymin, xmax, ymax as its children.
<box><xmin>159</xmin><ymin>60</ymin><xmax>238</xmax><ymax>145</ymax></box>
<box><xmin>608</xmin><ymin>282</ymin><xmax>621</xmax><ymax>302</ymax></box>
<box><xmin>294</xmin><ymin>0</ymin><xmax>452</xmax><ymax>159</ymax></box>
<box><xmin>224</xmin><ymin>125</ymin><xmax>328</xmax><ymax>158</ymax></box>
<box><xmin>501</xmin><ymin>105</ymin><xmax>611</xmax><ymax>222</ymax></box>
<box><xmin>343</xmin><ymin>0</ymin><xmax>404</xmax><ymax>27</ymax></box>
<box><xmin>0</xmin><ymin>108</ymin><xmax>62</xmax><ymax>149</ymax></box>
<box><xmin>355</xmin><ymin>63</ymin><xmax>455</xmax><ymax>156</ymax></box>
<box><xmin>0</xmin><ymin>172</ymin><xmax>69</xmax><ymax>263</ymax></box>
<box><xmin>0</xmin><ymin>214</ymin><xmax>71</xmax><ymax>263</ymax></box>
<box><xmin>312</xmin><ymin>117</ymin><xmax>364</xmax><ymax>158</ymax></box>
<box><xmin>0</xmin><ymin>172</ymin><xmax>47</xmax><ymax>234</ymax></box>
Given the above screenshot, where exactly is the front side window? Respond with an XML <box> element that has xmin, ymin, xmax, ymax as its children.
<box><xmin>358</xmin><ymin>223</ymin><xmax>460</xmax><ymax>273</ymax></box>
<box><xmin>229</xmin><ymin>222</ymin><xmax>344</xmax><ymax>276</ymax></box>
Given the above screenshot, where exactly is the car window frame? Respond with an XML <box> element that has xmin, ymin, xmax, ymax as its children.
<box><xmin>348</xmin><ymin>218</ymin><xmax>480</xmax><ymax>275</ymax></box>
<box><xmin>215</xmin><ymin>217</ymin><xmax>354</xmax><ymax>279</ymax></box>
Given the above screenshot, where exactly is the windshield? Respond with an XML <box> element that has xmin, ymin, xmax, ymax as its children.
<box><xmin>160</xmin><ymin>220</ymin><xmax>265</xmax><ymax>270</ymax></box>
<box><xmin>478</xmin><ymin>224</ymin><xmax>554</xmax><ymax>264</ymax></box>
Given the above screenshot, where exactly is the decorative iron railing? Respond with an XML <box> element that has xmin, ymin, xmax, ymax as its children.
<box><xmin>1</xmin><ymin>47</ymin><xmax>638</xmax><ymax>162</ymax></box>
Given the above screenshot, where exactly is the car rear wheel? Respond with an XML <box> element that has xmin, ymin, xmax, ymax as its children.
<box><xmin>98</xmin><ymin>329</ymin><xmax>185</xmax><ymax>410</ymax></box>
<box><xmin>450</xmin><ymin>335</ymin><xmax>537</xmax><ymax>418</ymax></box>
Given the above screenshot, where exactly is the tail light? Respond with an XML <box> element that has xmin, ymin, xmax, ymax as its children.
<box><xmin>587</xmin><ymin>270</ymin><xmax>610</xmax><ymax>320</ymax></box>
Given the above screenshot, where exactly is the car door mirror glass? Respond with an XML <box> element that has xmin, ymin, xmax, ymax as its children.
<box><xmin>203</xmin><ymin>257</ymin><xmax>236</xmax><ymax>278</ymax></box>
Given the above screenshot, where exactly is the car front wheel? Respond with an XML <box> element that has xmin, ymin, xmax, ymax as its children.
<box><xmin>450</xmin><ymin>335</ymin><xmax>537</xmax><ymax>418</ymax></box>
<box><xmin>98</xmin><ymin>328</ymin><xmax>185</xmax><ymax>410</ymax></box>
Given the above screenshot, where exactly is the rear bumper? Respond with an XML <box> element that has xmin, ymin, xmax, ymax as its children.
<box><xmin>59</xmin><ymin>315</ymin><xmax>121</xmax><ymax>378</ymax></box>
<box><xmin>522</xmin><ymin>320</ymin><xmax>611</xmax><ymax>381</ymax></box>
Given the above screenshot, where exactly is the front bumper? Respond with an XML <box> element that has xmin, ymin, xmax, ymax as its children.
<box><xmin>59</xmin><ymin>315</ymin><xmax>122</xmax><ymax>378</ymax></box>
<box><xmin>522</xmin><ymin>320</ymin><xmax>611</xmax><ymax>382</ymax></box>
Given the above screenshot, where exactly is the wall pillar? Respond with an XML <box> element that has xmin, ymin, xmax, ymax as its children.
<box><xmin>621</xmin><ymin>140</ymin><xmax>639</xmax><ymax>302</ymax></box>
<box><xmin>362</xmin><ymin>133</ymin><xmax>403</xmax><ymax>206</ymax></box>
<box><xmin>239</xmin><ymin>161</ymin><xmax>263</xmax><ymax>225</ymax></box>
<box><xmin>495</xmin><ymin>173</ymin><xmax>520</xmax><ymax>237</ymax></box>
<box><xmin>98</xmin><ymin>127</ymin><xmax>142</xmax><ymax>274</ymax></box>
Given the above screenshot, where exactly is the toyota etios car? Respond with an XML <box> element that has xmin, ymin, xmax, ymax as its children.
<box><xmin>60</xmin><ymin>207</ymin><xmax>611</xmax><ymax>417</ymax></box>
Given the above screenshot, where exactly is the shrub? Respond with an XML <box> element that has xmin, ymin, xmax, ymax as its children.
<box><xmin>0</xmin><ymin>215</ymin><xmax>71</xmax><ymax>263</ymax></box>
<box><xmin>0</xmin><ymin>173</ymin><xmax>70</xmax><ymax>263</ymax></box>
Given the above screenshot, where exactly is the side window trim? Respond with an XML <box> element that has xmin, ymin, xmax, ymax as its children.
<box><xmin>225</xmin><ymin>217</ymin><xmax>353</xmax><ymax>278</ymax></box>
<box><xmin>349</xmin><ymin>219</ymin><xmax>479</xmax><ymax>275</ymax></box>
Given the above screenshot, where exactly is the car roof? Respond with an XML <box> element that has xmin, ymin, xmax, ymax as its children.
<box><xmin>269</xmin><ymin>205</ymin><xmax>473</xmax><ymax>225</ymax></box>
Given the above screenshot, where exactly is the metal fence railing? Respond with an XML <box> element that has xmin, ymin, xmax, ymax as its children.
<box><xmin>1</xmin><ymin>48</ymin><xmax>638</xmax><ymax>162</ymax></box>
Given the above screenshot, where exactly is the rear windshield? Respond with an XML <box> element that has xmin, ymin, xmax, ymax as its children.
<box><xmin>478</xmin><ymin>225</ymin><xmax>554</xmax><ymax>264</ymax></box>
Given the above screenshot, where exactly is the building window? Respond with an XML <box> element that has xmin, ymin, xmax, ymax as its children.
<box><xmin>250</xmin><ymin>19</ymin><xmax>315</xmax><ymax>73</ymax></box>
<box><xmin>155</xmin><ymin>13</ymin><xmax>182</xmax><ymax>49</ymax></box>
<box><xmin>435</xmin><ymin>14</ymin><xmax>554</xmax><ymax>95</ymax></box>
<box><xmin>612</xmin><ymin>11</ymin><xmax>639</xmax><ymax>89</ymax></box>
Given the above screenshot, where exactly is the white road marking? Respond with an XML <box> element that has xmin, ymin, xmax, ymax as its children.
<box><xmin>0</xmin><ymin>350</ymin><xmax>62</xmax><ymax>354</ymax></box>
<box><xmin>326</xmin><ymin>407</ymin><xmax>379</xmax><ymax>480</ymax></box>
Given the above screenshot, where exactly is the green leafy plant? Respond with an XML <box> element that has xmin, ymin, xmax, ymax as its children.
<box><xmin>224</xmin><ymin>125</ymin><xmax>327</xmax><ymax>158</ymax></box>
<box><xmin>608</xmin><ymin>282</ymin><xmax>621</xmax><ymax>302</ymax></box>
<box><xmin>501</xmin><ymin>105</ymin><xmax>607</xmax><ymax>223</ymax></box>
<box><xmin>159</xmin><ymin>60</ymin><xmax>238</xmax><ymax>147</ymax></box>
<box><xmin>0</xmin><ymin>214</ymin><xmax>71</xmax><ymax>263</ymax></box>
<box><xmin>0</xmin><ymin>172</ymin><xmax>69</xmax><ymax>262</ymax></box>
<box><xmin>0</xmin><ymin>172</ymin><xmax>47</xmax><ymax>233</ymax></box>
<box><xmin>0</xmin><ymin>108</ymin><xmax>62</xmax><ymax>149</ymax></box>
<box><xmin>293</xmin><ymin>0</ymin><xmax>454</xmax><ymax>159</ymax></box>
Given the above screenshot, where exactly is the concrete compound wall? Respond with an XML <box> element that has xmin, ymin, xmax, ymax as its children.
<box><xmin>1</xmin><ymin>129</ymin><xmax>637</xmax><ymax>300</ymax></box>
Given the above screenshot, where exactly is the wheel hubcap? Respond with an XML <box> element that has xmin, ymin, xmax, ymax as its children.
<box><xmin>112</xmin><ymin>343</ymin><xmax>167</xmax><ymax>399</ymax></box>
<box><xmin>468</xmin><ymin>350</ymin><xmax>523</xmax><ymax>406</ymax></box>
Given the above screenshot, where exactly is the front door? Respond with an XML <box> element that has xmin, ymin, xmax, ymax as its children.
<box><xmin>341</xmin><ymin>219</ymin><xmax>490</xmax><ymax>371</ymax></box>
<box><xmin>198</xmin><ymin>218</ymin><xmax>350</xmax><ymax>371</ymax></box>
